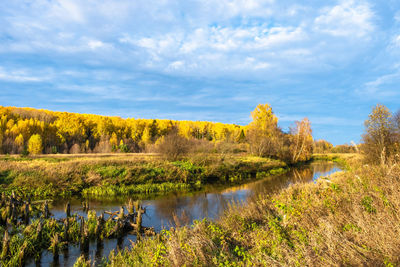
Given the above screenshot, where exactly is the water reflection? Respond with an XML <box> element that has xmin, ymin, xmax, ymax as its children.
<box><xmin>27</xmin><ymin>161</ymin><xmax>340</xmax><ymax>267</ymax></box>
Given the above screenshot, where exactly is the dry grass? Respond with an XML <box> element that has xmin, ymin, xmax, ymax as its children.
<box><xmin>107</xmin><ymin>155</ymin><xmax>400</xmax><ymax>266</ymax></box>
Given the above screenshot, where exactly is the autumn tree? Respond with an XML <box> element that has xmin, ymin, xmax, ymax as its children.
<box><xmin>0</xmin><ymin>132</ymin><xmax>3</xmax><ymax>154</ymax></box>
<box><xmin>69</xmin><ymin>143</ymin><xmax>81</xmax><ymax>154</ymax></box>
<box><xmin>14</xmin><ymin>133</ymin><xmax>24</xmax><ymax>153</ymax></box>
<box><xmin>392</xmin><ymin>110</ymin><xmax>400</xmax><ymax>148</ymax></box>
<box><xmin>236</xmin><ymin>129</ymin><xmax>246</xmax><ymax>143</ymax></box>
<box><xmin>314</xmin><ymin>139</ymin><xmax>333</xmax><ymax>154</ymax></box>
<box><xmin>362</xmin><ymin>104</ymin><xmax>394</xmax><ymax>164</ymax></box>
<box><xmin>289</xmin><ymin>118</ymin><xmax>313</xmax><ymax>163</ymax></box>
<box><xmin>149</xmin><ymin>120</ymin><xmax>159</xmax><ymax>141</ymax></box>
<box><xmin>27</xmin><ymin>134</ymin><xmax>43</xmax><ymax>155</ymax></box>
<box><xmin>0</xmin><ymin>105</ymin><xmax>267</xmax><ymax>155</ymax></box>
<box><xmin>110</xmin><ymin>132</ymin><xmax>118</xmax><ymax>151</ymax></box>
<box><xmin>247</xmin><ymin>103</ymin><xmax>279</xmax><ymax>157</ymax></box>
<box><xmin>141</xmin><ymin>127</ymin><xmax>152</xmax><ymax>144</ymax></box>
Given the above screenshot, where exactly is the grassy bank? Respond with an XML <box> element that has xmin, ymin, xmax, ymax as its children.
<box><xmin>104</xmin><ymin>154</ymin><xmax>400</xmax><ymax>266</ymax></box>
<box><xmin>0</xmin><ymin>153</ymin><xmax>287</xmax><ymax>199</ymax></box>
<box><xmin>312</xmin><ymin>153</ymin><xmax>358</xmax><ymax>170</ymax></box>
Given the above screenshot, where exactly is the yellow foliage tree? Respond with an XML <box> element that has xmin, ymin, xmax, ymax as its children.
<box><xmin>142</xmin><ymin>127</ymin><xmax>152</xmax><ymax>144</ymax></box>
<box><xmin>250</xmin><ymin>103</ymin><xmax>278</xmax><ymax>134</ymax></box>
<box><xmin>110</xmin><ymin>132</ymin><xmax>118</xmax><ymax>148</ymax></box>
<box><xmin>247</xmin><ymin>103</ymin><xmax>279</xmax><ymax>157</ymax></box>
<box><xmin>15</xmin><ymin>133</ymin><xmax>24</xmax><ymax>153</ymax></box>
<box><xmin>27</xmin><ymin>134</ymin><xmax>43</xmax><ymax>155</ymax></box>
<box><xmin>15</xmin><ymin>134</ymin><xmax>24</xmax><ymax>147</ymax></box>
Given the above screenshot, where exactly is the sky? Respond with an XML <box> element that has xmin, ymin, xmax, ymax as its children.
<box><xmin>0</xmin><ymin>0</ymin><xmax>400</xmax><ymax>145</ymax></box>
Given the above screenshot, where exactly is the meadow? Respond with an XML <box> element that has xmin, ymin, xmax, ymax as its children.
<box><xmin>0</xmin><ymin>153</ymin><xmax>288</xmax><ymax>199</ymax></box>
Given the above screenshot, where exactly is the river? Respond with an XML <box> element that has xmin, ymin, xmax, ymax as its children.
<box><xmin>27</xmin><ymin>161</ymin><xmax>341</xmax><ymax>267</ymax></box>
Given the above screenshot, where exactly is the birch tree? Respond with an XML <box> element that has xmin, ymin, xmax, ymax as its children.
<box><xmin>290</xmin><ymin>118</ymin><xmax>313</xmax><ymax>163</ymax></box>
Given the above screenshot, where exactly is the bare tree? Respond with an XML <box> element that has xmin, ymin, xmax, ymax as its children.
<box><xmin>157</xmin><ymin>128</ymin><xmax>190</xmax><ymax>160</ymax></box>
<box><xmin>290</xmin><ymin>118</ymin><xmax>313</xmax><ymax>163</ymax></box>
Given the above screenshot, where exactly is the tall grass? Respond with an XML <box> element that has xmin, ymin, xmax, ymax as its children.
<box><xmin>106</xmin><ymin>155</ymin><xmax>400</xmax><ymax>266</ymax></box>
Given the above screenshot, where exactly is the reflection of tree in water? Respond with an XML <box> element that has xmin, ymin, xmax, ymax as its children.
<box><xmin>311</xmin><ymin>162</ymin><xmax>335</xmax><ymax>174</ymax></box>
<box><xmin>291</xmin><ymin>168</ymin><xmax>314</xmax><ymax>183</ymax></box>
<box><xmin>246</xmin><ymin>167</ymin><xmax>314</xmax><ymax>198</ymax></box>
<box><xmin>151</xmin><ymin>190</ymin><xmax>241</xmax><ymax>226</ymax></box>
<box><xmin>151</xmin><ymin>163</ymin><xmax>340</xmax><ymax>226</ymax></box>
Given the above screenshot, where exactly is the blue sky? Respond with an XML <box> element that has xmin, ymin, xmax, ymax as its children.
<box><xmin>1</xmin><ymin>0</ymin><xmax>400</xmax><ymax>145</ymax></box>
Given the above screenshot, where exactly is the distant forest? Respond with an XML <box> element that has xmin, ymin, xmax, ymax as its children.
<box><xmin>0</xmin><ymin>105</ymin><xmax>353</xmax><ymax>161</ymax></box>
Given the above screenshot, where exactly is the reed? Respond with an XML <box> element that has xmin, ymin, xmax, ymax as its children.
<box><xmin>0</xmin><ymin>191</ymin><xmax>154</xmax><ymax>266</ymax></box>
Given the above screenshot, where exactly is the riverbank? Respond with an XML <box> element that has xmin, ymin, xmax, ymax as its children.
<box><xmin>0</xmin><ymin>155</ymin><xmax>337</xmax><ymax>266</ymax></box>
<box><xmin>0</xmin><ymin>153</ymin><xmax>288</xmax><ymax>199</ymax></box>
<box><xmin>104</xmin><ymin>153</ymin><xmax>400</xmax><ymax>266</ymax></box>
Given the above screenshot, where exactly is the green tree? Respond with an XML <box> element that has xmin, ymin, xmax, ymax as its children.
<box><xmin>119</xmin><ymin>139</ymin><xmax>129</xmax><ymax>153</ymax></box>
<box><xmin>28</xmin><ymin>134</ymin><xmax>43</xmax><ymax>155</ymax></box>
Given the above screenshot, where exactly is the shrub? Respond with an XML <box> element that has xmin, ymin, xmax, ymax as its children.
<box><xmin>157</xmin><ymin>129</ymin><xmax>190</xmax><ymax>160</ymax></box>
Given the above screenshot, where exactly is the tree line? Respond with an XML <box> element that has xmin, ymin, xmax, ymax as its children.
<box><xmin>0</xmin><ymin>106</ymin><xmax>245</xmax><ymax>154</ymax></box>
<box><xmin>0</xmin><ymin>104</ymin><xmax>315</xmax><ymax>163</ymax></box>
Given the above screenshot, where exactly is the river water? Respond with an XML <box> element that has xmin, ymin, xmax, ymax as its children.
<box><xmin>27</xmin><ymin>161</ymin><xmax>341</xmax><ymax>267</ymax></box>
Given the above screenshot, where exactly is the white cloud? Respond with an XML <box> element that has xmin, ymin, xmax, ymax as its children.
<box><xmin>390</xmin><ymin>34</ymin><xmax>400</xmax><ymax>48</ymax></box>
<box><xmin>49</xmin><ymin>0</ymin><xmax>85</xmax><ymax>23</ymax></box>
<box><xmin>168</xmin><ymin>60</ymin><xmax>185</xmax><ymax>70</ymax></box>
<box><xmin>0</xmin><ymin>67</ymin><xmax>50</xmax><ymax>82</ymax></box>
<box><xmin>198</xmin><ymin>0</ymin><xmax>275</xmax><ymax>20</ymax></box>
<box><xmin>88</xmin><ymin>40</ymin><xmax>106</xmax><ymax>50</ymax></box>
<box><xmin>0</xmin><ymin>0</ymin><xmax>380</xmax><ymax>78</ymax></box>
<box><xmin>314</xmin><ymin>0</ymin><xmax>374</xmax><ymax>38</ymax></box>
<box><xmin>252</xmin><ymin>26</ymin><xmax>305</xmax><ymax>49</ymax></box>
<box><xmin>395</xmin><ymin>11</ymin><xmax>400</xmax><ymax>23</ymax></box>
<box><xmin>279</xmin><ymin>114</ymin><xmax>360</xmax><ymax>126</ymax></box>
<box><xmin>358</xmin><ymin>70</ymin><xmax>400</xmax><ymax>98</ymax></box>
<box><xmin>121</xmin><ymin>24</ymin><xmax>307</xmax><ymax>74</ymax></box>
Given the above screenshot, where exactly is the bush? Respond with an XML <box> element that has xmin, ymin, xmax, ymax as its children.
<box><xmin>156</xmin><ymin>129</ymin><xmax>190</xmax><ymax>160</ymax></box>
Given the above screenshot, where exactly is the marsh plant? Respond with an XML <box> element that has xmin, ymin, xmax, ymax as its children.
<box><xmin>0</xmin><ymin>192</ymin><xmax>154</xmax><ymax>267</ymax></box>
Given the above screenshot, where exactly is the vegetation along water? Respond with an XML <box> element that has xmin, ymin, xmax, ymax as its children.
<box><xmin>0</xmin><ymin>103</ymin><xmax>399</xmax><ymax>266</ymax></box>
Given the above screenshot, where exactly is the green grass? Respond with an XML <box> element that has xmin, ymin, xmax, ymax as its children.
<box><xmin>82</xmin><ymin>182</ymin><xmax>196</xmax><ymax>197</ymax></box>
<box><xmin>0</xmin><ymin>153</ymin><xmax>288</xmax><ymax>199</ymax></box>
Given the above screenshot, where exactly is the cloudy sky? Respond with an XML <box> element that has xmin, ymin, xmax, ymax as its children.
<box><xmin>1</xmin><ymin>0</ymin><xmax>399</xmax><ymax>144</ymax></box>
